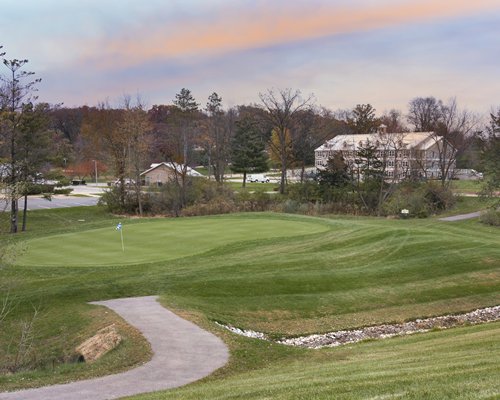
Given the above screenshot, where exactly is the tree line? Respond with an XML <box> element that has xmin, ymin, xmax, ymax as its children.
<box><xmin>1</xmin><ymin>46</ymin><xmax>499</xmax><ymax>231</ymax></box>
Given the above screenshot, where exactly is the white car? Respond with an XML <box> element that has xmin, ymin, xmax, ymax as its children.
<box><xmin>248</xmin><ymin>174</ymin><xmax>270</xmax><ymax>183</ymax></box>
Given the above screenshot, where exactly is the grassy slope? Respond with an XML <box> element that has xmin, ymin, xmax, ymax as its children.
<box><xmin>0</xmin><ymin>207</ymin><xmax>499</xmax><ymax>397</ymax></box>
<box><xmin>133</xmin><ymin>322</ymin><xmax>500</xmax><ymax>400</ymax></box>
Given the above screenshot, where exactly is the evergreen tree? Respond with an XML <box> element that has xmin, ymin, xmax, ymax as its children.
<box><xmin>0</xmin><ymin>52</ymin><xmax>42</xmax><ymax>233</ymax></box>
<box><xmin>348</xmin><ymin>104</ymin><xmax>380</xmax><ymax>134</ymax></box>
<box><xmin>481</xmin><ymin>109</ymin><xmax>500</xmax><ymax>197</ymax></box>
<box><xmin>231</xmin><ymin>116</ymin><xmax>268</xmax><ymax>187</ymax></box>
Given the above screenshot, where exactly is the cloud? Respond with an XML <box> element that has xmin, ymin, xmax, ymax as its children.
<box><xmin>79</xmin><ymin>0</ymin><xmax>500</xmax><ymax>70</ymax></box>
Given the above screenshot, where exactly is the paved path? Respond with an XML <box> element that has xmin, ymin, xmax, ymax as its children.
<box><xmin>439</xmin><ymin>211</ymin><xmax>481</xmax><ymax>221</ymax></box>
<box><xmin>0</xmin><ymin>296</ymin><xmax>229</xmax><ymax>400</ymax></box>
<box><xmin>25</xmin><ymin>195</ymin><xmax>99</xmax><ymax>210</ymax></box>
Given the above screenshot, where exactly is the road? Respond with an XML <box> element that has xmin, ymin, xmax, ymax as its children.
<box><xmin>1</xmin><ymin>184</ymin><xmax>105</xmax><ymax>211</ymax></box>
<box><xmin>24</xmin><ymin>195</ymin><xmax>99</xmax><ymax>210</ymax></box>
<box><xmin>0</xmin><ymin>296</ymin><xmax>229</xmax><ymax>400</ymax></box>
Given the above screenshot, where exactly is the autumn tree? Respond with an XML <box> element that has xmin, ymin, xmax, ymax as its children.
<box><xmin>259</xmin><ymin>88</ymin><xmax>313</xmax><ymax>194</ymax></box>
<box><xmin>81</xmin><ymin>103</ymin><xmax>128</xmax><ymax>206</ymax></box>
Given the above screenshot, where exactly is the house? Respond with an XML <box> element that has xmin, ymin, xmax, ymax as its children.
<box><xmin>315</xmin><ymin>130</ymin><xmax>456</xmax><ymax>181</ymax></box>
<box><xmin>140</xmin><ymin>162</ymin><xmax>204</xmax><ymax>186</ymax></box>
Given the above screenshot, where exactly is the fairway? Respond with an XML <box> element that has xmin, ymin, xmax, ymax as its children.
<box><xmin>15</xmin><ymin>215</ymin><xmax>329</xmax><ymax>267</ymax></box>
<box><xmin>2</xmin><ymin>209</ymin><xmax>499</xmax><ymax>397</ymax></box>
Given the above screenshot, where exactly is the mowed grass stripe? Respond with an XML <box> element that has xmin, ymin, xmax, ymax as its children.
<box><xmin>15</xmin><ymin>216</ymin><xmax>330</xmax><ymax>267</ymax></box>
<box><xmin>134</xmin><ymin>322</ymin><xmax>500</xmax><ymax>400</ymax></box>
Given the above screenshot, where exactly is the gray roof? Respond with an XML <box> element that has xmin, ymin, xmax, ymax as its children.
<box><xmin>140</xmin><ymin>162</ymin><xmax>204</xmax><ymax>177</ymax></box>
<box><xmin>315</xmin><ymin>132</ymin><xmax>437</xmax><ymax>152</ymax></box>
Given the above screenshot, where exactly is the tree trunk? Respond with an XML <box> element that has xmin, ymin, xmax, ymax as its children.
<box><xmin>10</xmin><ymin>198</ymin><xmax>18</xmax><ymax>234</ymax></box>
<box><xmin>22</xmin><ymin>194</ymin><xmax>28</xmax><ymax>231</ymax></box>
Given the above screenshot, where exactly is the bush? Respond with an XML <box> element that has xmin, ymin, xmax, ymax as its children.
<box><xmin>234</xmin><ymin>189</ymin><xmax>277</xmax><ymax>212</ymax></box>
<box><xmin>423</xmin><ymin>182</ymin><xmax>455</xmax><ymax>211</ymax></box>
<box><xmin>182</xmin><ymin>196</ymin><xmax>237</xmax><ymax>216</ymax></box>
<box><xmin>383</xmin><ymin>182</ymin><xmax>455</xmax><ymax>218</ymax></box>
<box><xmin>479</xmin><ymin>208</ymin><xmax>500</xmax><ymax>226</ymax></box>
<box><xmin>99</xmin><ymin>178</ymin><xmax>238</xmax><ymax>217</ymax></box>
<box><xmin>53</xmin><ymin>188</ymin><xmax>73</xmax><ymax>195</ymax></box>
<box><xmin>24</xmin><ymin>184</ymin><xmax>55</xmax><ymax>195</ymax></box>
<box><xmin>287</xmin><ymin>182</ymin><xmax>320</xmax><ymax>203</ymax></box>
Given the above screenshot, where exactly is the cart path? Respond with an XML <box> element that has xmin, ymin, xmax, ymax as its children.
<box><xmin>0</xmin><ymin>296</ymin><xmax>229</xmax><ymax>400</ymax></box>
<box><xmin>439</xmin><ymin>211</ymin><xmax>481</xmax><ymax>221</ymax></box>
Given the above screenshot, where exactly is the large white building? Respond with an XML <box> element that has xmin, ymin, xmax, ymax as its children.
<box><xmin>314</xmin><ymin>130</ymin><xmax>456</xmax><ymax>181</ymax></box>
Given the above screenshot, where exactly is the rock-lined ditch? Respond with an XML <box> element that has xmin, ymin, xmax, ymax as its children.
<box><xmin>217</xmin><ymin>305</ymin><xmax>500</xmax><ymax>349</ymax></box>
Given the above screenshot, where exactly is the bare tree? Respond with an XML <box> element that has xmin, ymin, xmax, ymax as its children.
<box><xmin>380</xmin><ymin>109</ymin><xmax>408</xmax><ymax>133</ymax></box>
<box><xmin>407</xmin><ymin>97</ymin><xmax>442</xmax><ymax>132</ymax></box>
<box><xmin>433</xmin><ymin>98</ymin><xmax>479</xmax><ymax>186</ymax></box>
<box><xmin>120</xmin><ymin>95</ymin><xmax>152</xmax><ymax>216</ymax></box>
<box><xmin>259</xmin><ymin>88</ymin><xmax>313</xmax><ymax>194</ymax></box>
<box><xmin>408</xmin><ymin>97</ymin><xmax>479</xmax><ymax>186</ymax></box>
<box><xmin>204</xmin><ymin>93</ymin><xmax>233</xmax><ymax>184</ymax></box>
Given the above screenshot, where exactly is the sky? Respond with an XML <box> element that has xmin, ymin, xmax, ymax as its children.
<box><xmin>1</xmin><ymin>0</ymin><xmax>499</xmax><ymax>115</ymax></box>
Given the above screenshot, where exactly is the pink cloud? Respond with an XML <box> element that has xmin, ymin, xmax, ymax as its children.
<box><xmin>79</xmin><ymin>0</ymin><xmax>500</xmax><ymax>70</ymax></box>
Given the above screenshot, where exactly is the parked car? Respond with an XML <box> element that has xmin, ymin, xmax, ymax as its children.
<box><xmin>113</xmin><ymin>178</ymin><xmax>135</xmax><ymax>186</ymax></box>
<box><xmin>248</xmin><ymin>174</ymin><xmax>270</xmax><ymax>183</ymax></box>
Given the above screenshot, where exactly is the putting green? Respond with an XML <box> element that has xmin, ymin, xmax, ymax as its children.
<box><xmin>16</xmin><ymin>215</ymin><xmax>330</xmax><ymax>267</ymax></box>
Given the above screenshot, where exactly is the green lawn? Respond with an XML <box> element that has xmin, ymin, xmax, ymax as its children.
<box><xmin>16</xmin><ymin>216</ymin><xmax>327</xmax><ymax>267</ymax></box>
<box><xmin>449</xmin><ymin>179</ymin><xmax>484</xmax><ymax>194</ymax></box>
<box><xmin>1</xmin><ymin>208</ymin><xmax>499</xmax><ymax>397</ymax></box>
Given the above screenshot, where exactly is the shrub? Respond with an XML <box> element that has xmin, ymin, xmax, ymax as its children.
<box><xmin>182</xmin><ymin>196</ymin><xmax>237</xmax><ymax>216</ymax></box>
<box><xmin>234</xmin><ymin>189</ymin><xmax>277</xmax><ymax>212</ymax></box>
<box><xmin>24</xmin><ymin>184</ymin><xmax>55</xmax><ymax>195</ymax></box>
<box><xmin>383</xmin><ymin>182</ymin><xmax>455</xmax><ymax>218</ymax></box>
<box><xmin>479</xmin><ymin>208</ymin><xmax>500</xmax><ymax>226</ymax></box>
<box><xmin>53</xmin><ymin>188</ymin><xmax>73</xmax><ymax>195</ymax></box>
<box><xmin>423</xmin><ymin>182</ymin><xmax>455</xmax><ymax>211</ymax></box>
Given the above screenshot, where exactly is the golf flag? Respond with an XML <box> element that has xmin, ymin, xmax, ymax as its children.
<box><xmin>116</xmin><ymin>222</ymin><xmax>124</xmax><ymax>251</ymax></box>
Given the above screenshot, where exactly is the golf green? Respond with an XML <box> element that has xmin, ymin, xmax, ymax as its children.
<box><xmin>15</xmin><ymin>215</ymin><xmax>330</xmax><ymax>267</ymax></box>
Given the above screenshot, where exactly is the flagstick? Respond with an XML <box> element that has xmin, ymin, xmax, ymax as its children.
<box><xmin>120</xmin><ymin>227</ymin><xmax>125</xmax><ymax>252</ymax></box>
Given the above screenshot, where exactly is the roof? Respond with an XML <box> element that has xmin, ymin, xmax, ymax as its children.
<box><xmin>140</xmin><ymin>162</ymin><xmax>204</xmax><ymax>177</ymax></box>
<box><xmin>315</xmin><ymin>132</ymin><xmax>437</xmax><ymax>152</ymax></box>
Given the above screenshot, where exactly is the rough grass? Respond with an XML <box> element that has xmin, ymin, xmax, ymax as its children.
<box><xmin>0</xmin><ymin>207</ymin><xmax>499</xmax><ymax>396</ymax></box>
<box><xmin>131</xmin><ymin>322</ymin><xmax>500</xmax><ymax>400</ymax></box>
